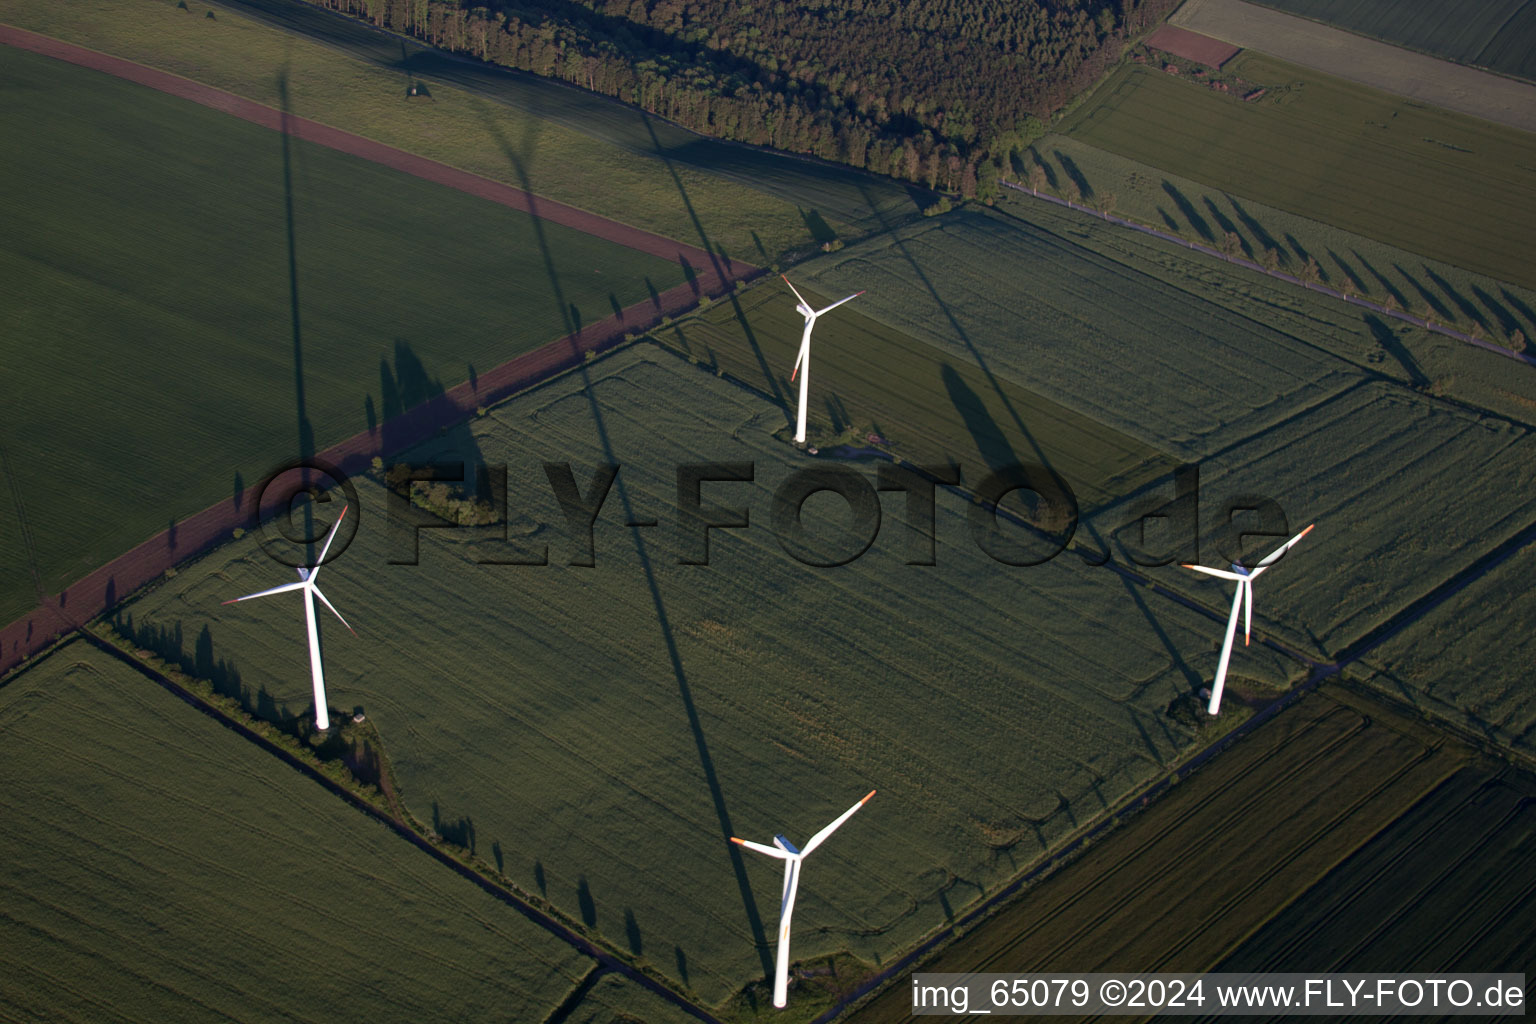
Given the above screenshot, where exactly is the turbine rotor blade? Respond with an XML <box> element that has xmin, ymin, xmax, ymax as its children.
<box><xmin>731</xmin><ymin>837</ymin><xmax>791</xmax><ymax>860</ymax></box>
<box><xmin>1243</xmin><ymin>578</ymin><xmax>1253</xmax><ymax>646</ymax></box>
<box><xmin>781</xmin><ymin>274</ymin><xmax>809</xmax><ymax>309</ymax></box>
<box><xmin>308</xmin><ymin>504</ymin><xmax>349</xmax><ymax>582</ymax></box>
<box><xmin>815</xmin><ymin>290</ymin><xmax>864</xmax><ymax>316</ymax></box>
<box><xmin>1181</xmin><ymin>563</ymin><xmax>1246</xmax><ymax>582</ymax></box>
<box><xmin>311</xmin><ymin>584</ymin><xmax>355</xmax><ymax>636</ymax></box>
<box><xmin>222</xmin><ymin>580</ymin><xmax>306</xmax><ymax>604</ymax></box>
<box><xmin>800</xmin><ymin>789</ymin><xmax>876</xmax><ymax>857</ymax></box>
<box><xmin>1255</xmin><ymin>522</ymin><xmax>1314</xmax><ymax>568</ymax></box>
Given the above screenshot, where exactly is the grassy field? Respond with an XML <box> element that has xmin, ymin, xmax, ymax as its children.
<box><xmin>112</xmin><ymin>344</ymin><xmax>1251</xmax><ymax>1010</ymax></box>
<box><xmin>1020</xmin><ymin>135</ymin><xmax>1536</xmax><ymax>349</ymax></box>
<box><xmin>1060</xmin><ymin>53</ymin><xmax>1536</xmax><ymax>290</ymax></box>
<box><xmin>0</xmin><ymin>45</ymin><xmax>685</xmax><ymax>624</ymax></box>
<box><xmin>658</xmin><ymin>203</ymin><xmax>1536</xmax><ymax>677</ymax></box>
<box><xmin>848</xmin><ymin>686</ymin><xmax>1467</xmax><ymax>1021</ymax></box>
<box><xmin>0</xmin><ymin>640</ymin><xmax>589</xmax><ymax>1022</ymax></box>
<box><xmin>658</xmin><ymin>204</ymin><xmax>1361</xmax><ymax>488</ymax></box>
<box><xmin>2</xmin><ymin>0</ymin><xmax>910</xmax><ymax>260</ymax></box>
<box><xmin>1359</xmin><ymin>533</ymin><xmax>1536</xmax><ymax>760</ymax></box>
<box><xmin>1148</xmin><ymin>378</ymin><xmax>1536</xmax><ymax>660</ymax></box>
<box><xmin>565</xmin><ymin>972</ymin><xmax>714</xmax><ymax>1024</ymax></box>
<box><xmin>1218</xmin><ymin>759</ymin><xmax>1536</xmax><ymax>972</ymax></box>
<box><xmin>1248</xmin><ymin>0</ymin><xmax>1536</xmax><ymax>82</ymax></box>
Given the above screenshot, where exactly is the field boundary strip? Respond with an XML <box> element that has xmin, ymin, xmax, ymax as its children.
<box><xmin>0</xmin><ymin>23</ymin><xmax>749</xmax><ymax>280</ymax></box>
<box><xmin>1169</xmin><ymin>0</ymin><xmax>1536</xmax><ymax>134</ymax></box>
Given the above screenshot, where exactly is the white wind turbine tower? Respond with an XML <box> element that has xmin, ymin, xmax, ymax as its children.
<box><xmin>1183</xmin><ymin>523</ymin><xmax>1313</xmax><ymax>716</ymax></box>
<box><xmin>782</xmin><ymin>275</ymin><xmax>863</xmax><ymax>445</ymax></box>
<box><xmin>732</xmin><ymin>789</ymin><xmax>875</xmax><ymax>1009</ymax></box>
<box><xmin>223</xmin><ymin>505</ymin><xmax>355</xmax><ymax>732</ymax></box>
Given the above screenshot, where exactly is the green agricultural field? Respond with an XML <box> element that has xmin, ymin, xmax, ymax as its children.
<box><xmin>1359</xmin><ymin>533</ymin><xmax>1536</xmax><ymax>759</ymax></box>
<box><xmin>1248</xmin><ymin>0</ymin><xmax>1536</xmax><ymax>82</ymax></box>
<box><xmin>0</xmin><ymin>640</ymin><xmax>589</xmax><ymax>1023</ymax></box>
<box><xmin>2</xmin><ymin>0</ymin><xmax>906</xmax><ymax>259</ymax></box>
<box><xmin>0</xmin><ymin>45</ymin><xmax>686</xmax><ymax>624</ymax></box>
<box><xmin>1061</xmin><ymin>54</ymin><xmax>1536</xmax><ymax>289</ymax></box>
<box><xmin>113</xmin><ymin>344</ymin><xmax>1256</xmax><ymax>1010</ymax></box>
<box><xmin>1018</xmin><ymin>135</ymin><xmax>1536</xmax><ymax>349</ymax></box>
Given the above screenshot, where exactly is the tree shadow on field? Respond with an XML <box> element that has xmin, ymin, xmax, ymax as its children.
<box><xmin>1423</xmin><ymin>266</ymin><xmax>1486</xmax><ymax>329</ymax></box>
<box><xmin>1201</xmin><ymin>198</ymin><xmax>1251</xmax><ymax>257</ymax></box>
<box><xmin>1326</xmin><ymin>249</ymin><xmax>1367</xmax><ymax>295</ymax></box>
<box><xmin>1026</xmin><ymin>146</ymin><xmax>1060</xmax><ymax>191</ymax></box>
<box><xmin>1228</xmin><ymin>197</ymin><xmax>1282</xmax><ymax>257</ymax></box>
<box><xmin>1471</xmin><ymin>284</ymin><xmax>1523</xmax><ymax>337</ymax></box>
<box><xmin>1162</xmin><ymin>182</ymin><xmax>1212</xmax><ymax>242</ymax></box>
<box><xmin>1393</xmin><ymin>263</ymin><xmax>1453</xmax><ymax>321</ymax></box>
<box><xmin>1283</xmin><ymin>233</ymin><xmax>1314</xmax><ymax>270</ymax></box>
<box><xmin>469</xmin><ymin>94</ymin><xmax>775</xmax><ymax>979</ymax></box>
<box><xmin>1500</xmin><ymin>288</ymin><xmax>1536</xmax><ymax>334</ymax></box>
<box><xmin>624</xmin><ymin>908</ymin><xmax>643</xmax><ymax>954</ymax></box>
<box><xmin>1365</xmin><ymin>314</ymin><xmax>1429</xmax><ymax>389</ymax></box>
<box><xmin>1352</xmin><ymin>250</ymin><xmax>1409</xmax><ymax>310</ymax></box>
<box><xmin>1052</xmin><ymin>149</ymin><xmax>1093</xmax><ymax>200</ymax></box>
<box><xmin>432</xmin><ymin>800</ymin><xmax>477</xmax><ymax>853</ymax></box>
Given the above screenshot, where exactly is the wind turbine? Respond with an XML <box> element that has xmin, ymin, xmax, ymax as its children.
<box><xmin>222</xmin><ymin>505</ymin><xmax>355</xmax><ymax>731</ymax></box>
<box><xmin>782</xmin><ymin>275</ymin><xmax>863</xmax><ymax>445</ymax></box>
<box><xmin>732</xmin><ymin>789</ymin><xmax>875</xmax><ymax>1009</ymax></box>
<box><xmin>1183</xmin><ymin>523</ymin><xmax>1313</xmax><ymax>715</ymax></box>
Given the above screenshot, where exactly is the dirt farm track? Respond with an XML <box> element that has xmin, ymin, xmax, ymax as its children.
<box><xmin>0</xmin><ymin>23</ymin><xmax>756</xmax><ymax>679</ymax></box>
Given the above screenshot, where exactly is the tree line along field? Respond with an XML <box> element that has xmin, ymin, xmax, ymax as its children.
<box><xmin>1060</xmin><ymin>52</ymin><xmax>1536</xmax><ymax>291</ymax></box>
<box><xmin>3</xmin><ymin>0</ymin><xmax>908</xmax><ymax>254</ymax></box>
<box><xmin>847</xmin><ymin>683</ymin><xmax>1530</xmax><ymax>1023</ymax></box>
<box><xmin>0</xmin><ymin>640</ymin><xmax>593</xmax><ymax>1023</ymax></box>
<box><xmin>1014</xmin><ymin>136</ymin><xmax>1536</xmax><ymax>354</ymax></box>
<box><xmin>1247</xmin><ymin>0</ymin><xmax>1536</xmax><ymax>83</ymax></box>
<box><xmin>111</xmin><ymin>345</ymin><xmax>1259</xmax><ymax>1011</ymax></box>
<box><xmin>0</xmin><ymin>43</ymin><xmax>688</xmax><ymax>626</ymax></box>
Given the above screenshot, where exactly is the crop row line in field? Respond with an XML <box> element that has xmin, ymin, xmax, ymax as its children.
<box><xmin>999</xmin><ymin>180</ymin><xmax>1536</xmax><ymax>367</ymax></box>
<box><xmin>62</xmin><ymin>625</ymin><xmax>726</xmax><ymax>1024</ymax></box>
